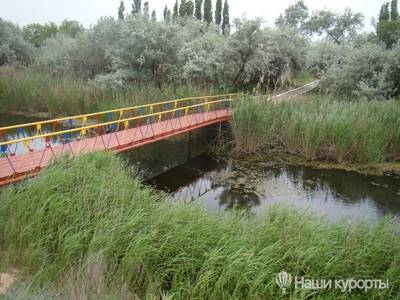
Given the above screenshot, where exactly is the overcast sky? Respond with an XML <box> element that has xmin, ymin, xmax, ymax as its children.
<box><xmin>1</xmin><ymin>0</ymin><xmax>382</xmax><ymax>30</ymax></box>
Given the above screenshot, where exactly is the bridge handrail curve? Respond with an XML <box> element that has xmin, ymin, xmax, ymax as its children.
<box><xmin>0</xmin><ymin>97</ymin><xmax>237</xmax><ymax>147</ymax></box>
<box><xmin>0</xmin><ymin>93</ymin><xmax>238</xmax><ymax>132</ymax></box>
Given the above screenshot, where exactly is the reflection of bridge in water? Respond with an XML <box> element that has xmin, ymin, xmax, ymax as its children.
<box><xmin>172</xmin><ymin>177</ymin><xmax>214</xmax><ymax>202</ymax></box>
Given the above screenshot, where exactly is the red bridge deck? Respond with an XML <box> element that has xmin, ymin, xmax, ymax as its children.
<box><xmin>0</xmin><ymin>109</ymin><xmax>230</xmax><ymax>186</ymax></box>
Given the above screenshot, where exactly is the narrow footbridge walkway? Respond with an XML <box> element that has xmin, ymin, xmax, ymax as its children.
<box><xmin>0</xmin><ymin>80</ymin><xmax>319</xmax><ymax>186</ymax></box>
<box><xmin>0</xmin><ymin>94</ymin><xmax>237</xmax><ymax>186</ymax></box>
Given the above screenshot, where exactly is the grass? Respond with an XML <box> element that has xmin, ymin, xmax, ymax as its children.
<box><xmin>0</xmin><ymin>152</ymin><xmax>399</xmax><ymax>299</ymax></box>
<box><xmin>0</xmin><ymin>67</ymin><xmax>219</xmax><ymax>116</ymax></box>
<box><xmin>232</xmin><ymin>95</ymin><xmax>400</xmax><ymax>163</ymax></box>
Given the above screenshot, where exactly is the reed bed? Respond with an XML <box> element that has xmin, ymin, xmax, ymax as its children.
<box><xmin>0</xmin><ymin>152</ymin><xmax>399</xmax><ymax>299</ymax></box>
<box><xmin>0</xmin><ymin>67</ymin><xmax>217</xmax><ymax>116</ymax></box>
<box><xmin>232</xmin><ymin>95</ymin><xmax>400</xmax><ymax>163</ymax></box>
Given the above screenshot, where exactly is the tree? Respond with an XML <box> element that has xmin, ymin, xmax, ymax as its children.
<box><xmin>131</xmin><ymin>0</ymin><xmax>142</xmax><ymax>14</ymax></box>
<box><xmin>163</xmin><ymin>6</ymin><xmax>172</xmax><ymax>22</ymax></box>
<box><xmin>379</xmin><ymin>2</ymin><xmax>390</xmax><ymax>21</ymax></box>
<box><xmin>203</xmin><ymin>0</ymin><xmax>212</xmax><ymax>24</ymax></box>
<box><xmin>222</xmin><ymin>0</ymin><xmax>230</xmax><ymax>35</ymax></box>
<box><xmin>173</xmin><ymin>0</ymin><xmax>179</xmax><ymax>21</ymax></box>
<box><xmin>304</xmin><ymin>8</ymin><xmax>363</xmax><ymax>44</ymax></box>
<box><xmin>377</xmin><ymin>19</ymin><xmax>400</xmax><ymax>48</ymax></box>
<box><xmin>275</xmin><ymin>0</ymin><xmax>308</xmax><ymax>29</ymax></box>
<box><xmin>195</xmin><ymin>0</ymin><xmax>202</xmax><ymax>20</ymax></box>
<box><xmin>107</xmin><ymin>17</ymin><xmax>182</xmax><ymax>87</ymax></box>
<box><xmin>391</xmin><ymin>0</ymin><xmax>399</xmax><ymax>20</ymax></box>
<box><xmin>151</xmin><ymin>10</ymin><xmax>157</xmax><ymax>22</ymax></box>
<box><xmin>215</xmin><ymin>0</ymin><xmax>222</xmax><ymax>26</ymax></box>
<box><xmin>186</xmin><ymin>0</ymin><xmax>194</xmax><ymax>17</ymax></box>
<box><xmin>59</xmin><ymin>19</ymin><xmax>84</xmax><ymax>38</ymax></box>
<box><xmin>0</xmin><ymin>18</ymin><xmax>33</xmax><ymax>66</ymax></box>
<box><xmin>143</xmin><ymin>1</ymin><xmax>150</xmax><ymax>20</ymax></box>
<box><xmin>118</xmin><ymin>1</ymin><xmax>125</xmax><ymax>20</ymax></box>
<box><xmin>23</xmin><ymin>22</ymin><xmax>58</xmax><ymax>47</ymax></box>
<box><xmin>179</xmin><ymin>0</ymin><xmax>187</xmax><ymax>17</ymax></box>
<box><xmin>378</xmin><ymin>1</ymin><xmax>400</xmax><ymax>48</ymax></box>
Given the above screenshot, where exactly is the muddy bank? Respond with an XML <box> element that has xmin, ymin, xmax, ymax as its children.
<box><xmin>227</xmin><ymin>151</ymin><xmax>400</xmax><ymax>178</ymax></box>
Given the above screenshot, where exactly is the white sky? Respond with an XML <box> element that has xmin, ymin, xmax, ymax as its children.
<box><xmin>0</xmin><ymin>0</ymin><xmax>382</xmax><ymax>31</ymax></box>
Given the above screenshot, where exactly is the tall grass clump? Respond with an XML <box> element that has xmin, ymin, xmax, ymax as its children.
<box><xmin>1</xmin><ymin>152</ymin><xmax>400</xmax><ymax>298</ymax></box>
<box><xmin>232</xmin><ymin>95</ymin><xmax>400</xmax><ymax>163</ymax></box>
<box><xmin>0</xmin><ymin>67</ymin><xmax>218</xmax><ymax>116</ymax></box>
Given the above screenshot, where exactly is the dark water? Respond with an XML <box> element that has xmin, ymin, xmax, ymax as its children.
<box><xmin>152</xmin><ymin>155</ymin><xmax>400</xmax><ymax>224</ymax></box>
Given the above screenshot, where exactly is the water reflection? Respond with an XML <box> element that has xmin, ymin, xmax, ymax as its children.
<box><xmin>152</xmin><ymin>155</ymin><xmax>400</xmax><ymax>224</ymax></box>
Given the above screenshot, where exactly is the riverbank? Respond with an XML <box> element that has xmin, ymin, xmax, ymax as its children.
<box><xmin>228</xmin><ymin>152</ymin><xmax>400</xmax><ymax>177</ymax></box>
<box><xmin>232</xmin><ymin>94</ymin><xmax>400</xmax><ymax>164</ymax></box>
<box><xmin>1</xmin><ymin>152</ymin><xmax>399</xmax><ymax>298</ymax></box>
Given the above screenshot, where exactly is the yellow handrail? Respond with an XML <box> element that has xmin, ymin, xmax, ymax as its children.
<box><xmin>0</xmin><ymin>93</ymin><xmax>238</xmax><ymax>131</ymax></box>
<box><xmin>0</xmin><ymin>97</ymin><xmax>234</xmax><ymax>146</ymax></box>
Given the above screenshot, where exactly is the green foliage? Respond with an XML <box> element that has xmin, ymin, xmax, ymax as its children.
<box><xmin>22</xmin><ymin>22</ymin><xmax>58</xmax><ymax>47</ymax></box>
<box><xmin>392</xmin><ymin>0</ymin><xmax>399</xmax><ymax>20</ymax></box>
<box><xmin>306</xmin><ymin>40</ymin><xmax>342</xmax><ymax>77</ymax></box>
<box><xmin>163</xmin><ymin>5</ymin><xmax>171</xmax><ymax>22</ymax></box>
<box><xmin>173</xmin><ymin>0</ymin><xmax>179</xmax><ymax>21</ymax></box>
<box><xmin>222</xmin><ymin>0</ymin><xmax>230</xmax><ymax>34</ymax></box>
<box><xmin>186</xmin><ymin>0</ymin><xmax>194</xmax><ymax>17</ymax></box>
<box><xmin>22</xmin><ymin>19</ymin><xmax>83</xmax><ymax>47</ymax></box>
<box><xmin>143</xmin><ymin>1</ymin><xmax>150</xmax><ymax>21</ymax></box>
<box><xmin>0</xmin><ymin>19</ymin><xmax>33</xmax><ymax>66</ymax></box>
<box><xmin>377</xmin><ymin>1</ymin><xmax>400</xmax><ymax>48</ymax></box>
<box><xmin>179</xmin><ymin>0</ymin><xmax>187</xmax><ymax>17</ymax></box>
<box><xmin>151</xmin><ymin>10</ymin><xmax>157</xmax><ymax>22</ymax></box>
<box><xmin>318</xmin><ymin>40</ymin><xmax>400</xmax><ymax>98</ymax></box>
<box><xmin>58</xmin><ymin>19</ymin><xmax>84</xmax><ymax>38</ymax></box>
<box><xmin>379</xmin><ymin>2</ymin><xmax>390</xmax><ymax>21</ymax></box>
<box><xmin>203</xmin><ymin>0</ymin><xmax>212</xmax><ymax>24</ymax></box>
<box><xmin>118</xmin><ymin>0</ymin><xmax>125</xmax><ymax>20</ymax></box>
<box><xmin>195</xmin><ymin>0</ymin><xmax>202</xmax><ymax>20</ymax></box>
<box><xmin>275</xmin><ymin>0</ymin><xmax>308</xmax><ymax>30</ymax></box>
<box><xmin>304</xmin><ymin>8</ymin><xmax>364</xmax><ymax>44</ymax></box>
<box><xmin>1</xmin><ymin>152</ymin><xmax>400</xmax><ymax>298</ymax></box>
<box><xmin>131</xmin><ymin>0</ymin><xmax>141</xmax><ymax>14</ymax></box>
<box><xmin>215</xmin><ymin>0</ymin><xmax>222</xmax><ymax>26</ymax></box>
<box><xmin>377</xmin><ymin>19</ymin><xmax>400</xmax><ymax>48</ymax></box>
<box><xmin>233</xmin><ymin>95</ymin><xmax>400</xmax><ymax>163</ymax></box>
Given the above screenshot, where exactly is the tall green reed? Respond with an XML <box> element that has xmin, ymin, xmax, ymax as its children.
<box><xmin>232</xmin><ymin>95</ymin><xmax>400</xmax><ymax>163</ymax></box>
<box><xmin>0</xmin><ymin>67</ymin><xmax>219</xmax><ymax>116</ymax></box>
<box><xmin>1</xmin><ymin>152</ymin><xmax>399</xmax><ymax>299</ymax></box>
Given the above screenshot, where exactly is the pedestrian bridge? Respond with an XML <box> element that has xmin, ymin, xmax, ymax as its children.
<box><xmin>0</xmin><ymin>94</ymin><xmax>237</xmax><ymax>186</ymax></box>
<box><xmin>0</xmin><ymin>80</ymin><xmax>319</xmax><ymax>187</ymax></box>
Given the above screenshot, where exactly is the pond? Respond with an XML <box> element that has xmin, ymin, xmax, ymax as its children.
<box><xmin>151</xmin><ymin>154</ymin><xmax>400</xmax><ymax>224</ymax></box>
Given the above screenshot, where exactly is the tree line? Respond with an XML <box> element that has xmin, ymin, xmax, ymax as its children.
<box><xmin>118</xmin><ymin>0</ymin><xmax>230</xmax><ymax>34</ymax></box>
<box><xmin>0</xmin><ymin>1</ymin><xmax>399</xmax><ymax>98</ymax></box>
